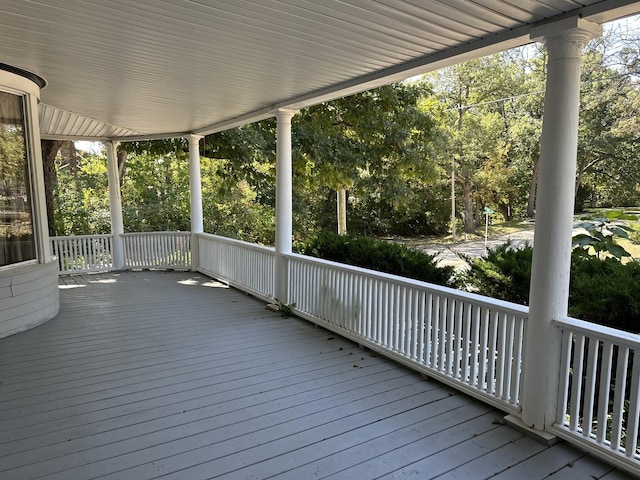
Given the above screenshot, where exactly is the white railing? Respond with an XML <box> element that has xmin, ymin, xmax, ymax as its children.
<box><xmin>122</xmin><ymin>232</ymin><xmax>191</xmax><ymax>270</ymax></box>
<box><xmin>554</xmin><ymin>317</ymin><xmax>640</xmax><ymax>474</ymax></box>
<box><xmin>50</xmin><ymin>234</ymin><xmax>113</xmax><ymax>274</ymax></box>
<box><xmin>285</xmin><ymin>252</ymin><xmax>527</xmax><ymax>414</ymax></box>
<box><xmin>197</xmin><ymin>233</ymin><xmax>274</xmax><ymax>301</ymax></box>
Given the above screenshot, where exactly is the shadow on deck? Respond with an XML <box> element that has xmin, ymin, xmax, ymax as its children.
<box><xmin>0</xmin><ymin>271</ymin><xmax>632</xmax><ymax>479</ymax></box>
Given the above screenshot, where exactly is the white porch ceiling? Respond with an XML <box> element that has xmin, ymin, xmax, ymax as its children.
<box><xmin>0</xmin><ymin>0</ymin><xmax>638</xmax><ymax>141</ymax></box>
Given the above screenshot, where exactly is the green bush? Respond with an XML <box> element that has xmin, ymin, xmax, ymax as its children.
<box><xmin>300</xmin><ymin>231</ymin><xmax>457</xmax><ymax>288</ymax></box>
<box><xmin>461</xmin><ymin>241</ymin><xmax>532</xmax><ymax>305</ymax></box>
<box><xmin>462</xmin><ymin>241</ymin><xmax>640</xmax><ymax>333</ymax></box>
<box><xmin>569</xmin><ymin>256</ymin><xmax>640</xmax><ymax>333</ymax></box>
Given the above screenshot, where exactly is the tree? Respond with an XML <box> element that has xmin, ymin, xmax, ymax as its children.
<box><xmin>293</xmin><ymin>81</ymin><xmax>439</xmax><ymax>236</ymax></box>
<box><xmin>119</xmin><ymin>149</ymin><xmax>191</xmax><ymax>232</ymax></box>
<box><xmin>430</xmin><ymin>53</ymin><xmax>534</xmax><ymax>231</ymax></box>
<box><xmin>53</xmin><ymin>148</ymin><xmax>111</xmax><ymax>235</ymax></box>
<box><xmin>574</xmin><ymin>30</ymin><xmax>640</xmax><ymax>210</ymax></box>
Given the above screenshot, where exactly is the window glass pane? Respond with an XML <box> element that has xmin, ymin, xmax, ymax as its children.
<box><xmin>0</xmin><ymin>91</ymin><xmax>36</xmax><ymax>266</ymax></box>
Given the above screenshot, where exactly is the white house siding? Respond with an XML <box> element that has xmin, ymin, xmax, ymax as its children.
<box><xmin>0</xmin><ymin>261</ymin><xmax>59</xmax><ymax>339</ymax></box>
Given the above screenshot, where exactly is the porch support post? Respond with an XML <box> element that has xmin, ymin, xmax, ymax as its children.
<box><xmin>521</xmin><ymin>17</ymin><xmax>601</xmax><ymax>431</ymax></box>
<box><xmin>105</xmin><ymin>140</ymin><xmax>125</xmax><ymax>270</ymax></box>
<box><xmin>187</xmin><ymin>134</ymin><xmax>204</xmax><ymax>271</ymax></box>
<box><xmin>274</xmin><ymin>109</ymin><xmax>297</xmax><ymax>303</ymax></box>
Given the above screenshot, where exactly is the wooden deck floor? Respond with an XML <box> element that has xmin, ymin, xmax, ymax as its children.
<box><xmin>0</xmin><ymin>271</ymin><xmax>633</xmax><ymax>480</ymax></box>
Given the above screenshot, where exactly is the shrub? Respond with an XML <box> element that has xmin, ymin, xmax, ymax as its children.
<box><xmin>462</xmin><ymin>241</ymin><xmax>640</xmax><ymax>333</ymax></box>
<box><xmin>300</xmin><ymin>231</ymin><xmax>457</xmax><ymax>288</ymax></box>
<box><xmin>569</xmin><ymin>256</ymin><xmax>640</xmax><ymax>333</ymax></box>
<box><xmin>461</xmin><ymin>241</ymin><xmax>533</xmax><ymax>305</ymax></box>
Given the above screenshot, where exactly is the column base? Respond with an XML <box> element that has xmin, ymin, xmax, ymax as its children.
<box><xmin>503</xmin><ymin>414</ymin><xmax>558</xmax><ymax>446</ymax></box>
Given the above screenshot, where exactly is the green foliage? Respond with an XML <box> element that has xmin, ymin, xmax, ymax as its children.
<box><xmin>429</xmin><ymin>51</ymin><xmax>538</xmax><ymax>230</ymax></box>
<box><xmin>293</xmin><ymin>81</ymin><xmax>445</xmax><ymax>237</ymax></box>
<box><xmin>201</xmin><ymin>159</ymin><xmax>275</xmax><ymax>244</ymax></box>
<box><xmin>572</xmin><ymin>211</ymin><xmax>634</xmax><ymax>259</ymax></box>
<box><xmin>300</xmin><ymin>231</ymin><xmax>457</xmax><ymax>288</ymax></box>
<box><xmin>629</xmin><ymin>222</ymin><xmax>640</xmax><ymax>244</ymax></box>
<box><xmin>54</xmin><ymin>152</ymin><xmax>112</xmax><ymax>235</ymax></box>
<box><xmin>463</xmin><ymin>241</ymin><xmax>640</xmax><ymax>332</ymax></box>
<box><xmin>461</xmin><ymin>241</ymin><xmax>533</xmax><ymax>305</ymax></box>
<box><xmin>570</xmin><ymin>256</ymin><xmax>640</xmax><ymax>333</ymax></box>
<box><xmin>120</xmin><ymin>150</ymin><xmax>191</xmax><ymax>232</ymax></box>
<box><xmin>574</xmin><ymin>33</ymin><xmax>640</xmax><ymax>209</ymax></box>
<box><xmin>272</xmin><ymin>299</ymin><xmax>297</xmax><ymax>318</ymax></box>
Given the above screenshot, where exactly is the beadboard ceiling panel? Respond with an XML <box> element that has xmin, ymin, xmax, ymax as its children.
<box><xmin>0</xmin><ymin>0</ymin><xmax>637</xmax><ymax>140</ymax></box>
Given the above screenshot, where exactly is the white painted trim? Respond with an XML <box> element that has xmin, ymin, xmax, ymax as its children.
<box><xmin>0</xmin><ymin>259</ymin><xmax>39</xmax><ymax>273</ymax></box>
<box><xmin>25</xmin><ymin>89</ymin><xmax>50</xmax><ymax>264</ymax></box>
<box><xmin>0</xmin><ymin>69</ymin><xmax>49</xmax><ymax>266</ymax></box>
<box><xmin>283</xmin><ymin>252</ymin><xmax>528</xmax><ymax>316</ymax></box>
<box><xmin>0</xmin><ymin>70</ymin><xmax>41</xmax><ymax>98</ymax></box>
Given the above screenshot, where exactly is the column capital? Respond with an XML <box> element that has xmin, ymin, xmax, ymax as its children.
<box><xmin>185</xmin><ymin>134</ymin><xmax>203</xmax><ymax>145</ymax></box>
<box><xmin>271</xmin><ymin>108</ymin><xmax>298</xmax><ymax>122</ymax></box>
<box><xmin>531</xmin><ymin>17</ymin><xmax>602</xmax><ymax>55</ymax></box>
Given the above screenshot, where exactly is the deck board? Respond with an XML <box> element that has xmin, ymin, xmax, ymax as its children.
<box><xmin>0</xmin><ymin>271</ymin><xmax>635</xmax><ymax>480</ymax></box>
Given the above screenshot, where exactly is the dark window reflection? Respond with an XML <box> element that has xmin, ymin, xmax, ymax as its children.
<box><xmin>0</xmin><ymin>91</ymin><xmax>36</xmax><ymax>266</ymax></box>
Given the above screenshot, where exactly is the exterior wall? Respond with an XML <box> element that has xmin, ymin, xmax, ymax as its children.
<box><xmin>0</xmin><ymin>67</ymin><xmax>60</xmax><ymax>338</ymax></box>
<box><xmin>0</xmin><ymin>261</ymin><xmax>59</xmax><ymax>339</ymax></box>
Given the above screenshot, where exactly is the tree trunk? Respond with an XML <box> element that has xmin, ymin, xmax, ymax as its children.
<box><xmin>336</xmin><ymin>188</ymin><xmax>347</xmax><ymax>235</ymax></box>
<box><xmin>526</xmin><ymin>157</ymin><xmax>539</xmax><ymax>218</ymax></box>
<box><xmin>475</xmin><ymin>197</ymin><xmax>483</xmax><ymax>227</ymax></box>
<box><xmin>498</xmin><ymin>202</ymin><xmax>512</xmax><ymax>222</ymax></box>
<box><xmin>41</xmin><ymin>139</ymin><xmax>64</xmax><ymax>237</ymax></box>
<box><xmin>450</xmin><ymin>157</ymin><xmax>456</xmax><ymax>242</ymax></box>
<box><xmin>60</xmin><ymin>141</ymin><xmax>77</xmax><ymax>173</ymax></box>
<box><xmin>575</xmin><ymin>164</ymin><xmax>586</xmax><ymax>198</ymax></box>
<box><xmin>462</xmin><ymin>177</ymin><xmax>475</xmax><ymax>234</ymax></box>
<box><xmin>117</xmin><ymin>149</ymin><xmax>127</xmax><ymax>187</ymax></box>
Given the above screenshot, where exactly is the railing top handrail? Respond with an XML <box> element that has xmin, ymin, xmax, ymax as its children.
<box><xmin>121</xmin><ymin>231</ymin><xmax>190</xmax><ymax>237</ymax></box>
<box><xmin>284</xmin><ymin>251</ymin><xmax>529</xmax><ymax>316</ymax></box>
<box><xmin>555</xmin><ymin>316</ymin><xmax>640</xmax><ymax>349</ymax></box>
<box><xmin>197</xmin><ymin>232</ymin><xmax>275</xmax><ymax>254</ymax></box>
<box><xmin>51</xmin><ymin>234</ymin><xmax>113</xmax><ymax>240</ymax></box>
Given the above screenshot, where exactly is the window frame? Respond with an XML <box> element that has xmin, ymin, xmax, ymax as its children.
<box><xmin>0</xmin><ymin>72</ymin><xmax>45</xmax><ymax>272</ymax></box>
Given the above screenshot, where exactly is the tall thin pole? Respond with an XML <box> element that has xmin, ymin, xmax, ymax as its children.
<box><xmin>451</xmin><ymin>157</ymin><xmax>456</xmax><ymax>242</ymax></box>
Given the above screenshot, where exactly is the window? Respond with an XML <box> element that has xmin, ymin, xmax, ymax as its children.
<box><xmin>0</xmin><ymin>91</ymin><xmax>36</xmax><ymax>267</ymax></box>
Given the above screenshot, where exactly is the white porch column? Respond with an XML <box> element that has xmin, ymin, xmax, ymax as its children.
<box><xmin>521</xmin><ymin>18</ymin><xmax>601</xmax><ymax>431</ymax></box>
<box><xmin>105</xmin><ymin>140</ymin><xmax>125</xmax><ymax>270</ymax></box>
<box><xmin>274</xmin><ymin>109</ymin><xmax>297</xmax><ymax>303</ymax></box>
<box><xmin>186</xmin><ymin>134</ymin><xmax>204</xmax><ymax>271</ymax></box>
